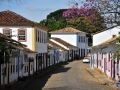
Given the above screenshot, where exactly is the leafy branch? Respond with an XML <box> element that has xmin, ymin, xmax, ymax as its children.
<box><xmin>0</xmin><ymin>37</ymin><xmax>10</xmax><ymax>64</ymax></box>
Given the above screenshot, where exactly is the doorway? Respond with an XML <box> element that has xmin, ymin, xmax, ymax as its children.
<box><xmin>113</xmin><ymin>60</ymin><xmax>116</xmax><ymax>78</ymax></box>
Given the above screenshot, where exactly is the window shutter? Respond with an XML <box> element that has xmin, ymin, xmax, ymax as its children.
<box><xmin>19</xmin><ymin>30</ymin><xmax>25</xmax><ymax>35</ymax></box>
<box><xmin>18</xmin><ymin>29</ymin><xmax>26</xmax><ymax>41</ymax></box>
<box><xmin>4</xmin><ymin>30</ymin><xmax>11</xmax><ymax>37</ymax></box>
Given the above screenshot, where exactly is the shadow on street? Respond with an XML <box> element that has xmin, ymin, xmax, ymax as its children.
<box><xmin>2</xmin><ymin>61</ymin><xmax>73</xmax><ymax>90</ymax></box>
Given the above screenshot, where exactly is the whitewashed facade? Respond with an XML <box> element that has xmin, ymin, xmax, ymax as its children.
<box><xmin>0</xmin><ymin>26</ymin><xmax>47</xmax><ymax>53</ymax></box>
<box><xmin>49</xmin><ymin>38</ymin><xmax>78</xmax><ymax>61</ymax></box>
<box><xmin>91</xmin><ymin>40</ymin><xmax>120</xmax><ymax>80</ymax></box>
<box><xmin>50</xmin><ymin>27</ymin><xmax>88</xmax><ymax>58</ymax></box>
<box><xmin>0</xmin><ymin>10</ymin><xmax>48</xmax><ymax>85</ymax></box>
<box><xmin>93</xmin><ymin>26</ymin><xmax>120</xmax><ymax>46</ymax></box>
<box><xmin>0</xmin><ymin>48</ymin><xmax>36</xmax><ymax>85</ymax></box>
<box><xmin>91</xmin><ymin>26</ymin><xmax>120</xmax><ymax>80</ymax></box>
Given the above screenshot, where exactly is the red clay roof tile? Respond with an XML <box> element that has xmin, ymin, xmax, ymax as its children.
<box><xmin>0</xmin><ymin>10</ymin><xmax>36</xmax><ymax>25</ymax></box>
<box><xmin>50</xmin><ymin>27</ymin><xmax>86</xmax><ymax>34</ymax></box>
<box><xmin>0</xmin><ymin>10</ymin><xmax>48</xmax><ymax>31</ymax></box>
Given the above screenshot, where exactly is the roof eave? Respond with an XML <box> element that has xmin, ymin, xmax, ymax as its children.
<box><xmin>0</xmin><ymin>23</ymin><xmax>48</xmax><ymax>32</ymax></box>
<box><xmin>49</xmin><ymin>32</ymin><xmax>85</xmax><ymax>34</ymax></box>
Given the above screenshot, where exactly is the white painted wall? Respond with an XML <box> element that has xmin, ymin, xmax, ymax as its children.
<box><xmin>51</xmin><ymin>33</ymin><xmax>88</xmax><ymax>57</ymax></box>
<box><xmin>59</xmin><ymin>51</ymin><xmax>64</xmax><ymax>62</ymax></box>
<box><xmin>0</xmin><ymin>26</ymin><xmax>47</xmax><ymax>53</ymax></box>
<box><xmin>48</xmin><ymin>49</ymin><xmax>68</xmax><ymax>63</ymax></box>
<box><xmin>49</xmin><ymin>49</ymin><xmax>56</xmax><ymax>65</ymax></box>
<box><xmin>35</xmin><ymin>27</ymin><xmax>47</xmax><ymax>53</ymax></box>
<box><xmin>1</xmin><ymin>57</ymin><xmax>19</xmax><ymax>85</ymax></box>
<box><xmin>0</xmin><ymin>26</ymin><xmax>33</xmax><ymax>50</ymax></box>
<box><xmin>93</xmin><ymin>26</ymin><xmax>120</xmax><ymax>46</ymax></box>
<box><xmin>91</xmin><ymin>43</ymin><xmax>120</xmax><ymax>80</ymax></box>
<box><xmin>51</xmin><ymin>33</ymin><xmax>77</xmax><ymax>46</ymax></box>
<box><xmin>78</xmin><ymin>33</ymin><xmax>86</xmax><ymax>48</ymax></box>
<box><xmin>28</xmin><ymin>53</ymin><xmax>36</xmax><ymax>75</ymax></box>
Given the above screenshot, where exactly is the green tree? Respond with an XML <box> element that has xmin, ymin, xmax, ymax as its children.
<box><xmin>0</xmin><ymin>37</ymin><xmax>10</xmax><ymax>64</ymax></box>
<box><xmin>40</xmin><ymin>9</ymin><xmax>67</xmax><ymax>37</ymax></box>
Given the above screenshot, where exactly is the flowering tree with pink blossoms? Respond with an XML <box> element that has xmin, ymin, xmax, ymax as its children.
<box><xmin>81</xmin><ymin>0</ymin><xmax>120</xmax><ymax>27</ymax></box>
<box><xmin>82</xmin><ymin>0</ymin><xmax>120</xmax><ymax>58</ymax></box>
<box><xmin>63</xmin><ymin>0</ymin><xmax>106</xmax><ymax>34</ymax></box>
<box><xmin>63</xmin><ymin>0</ymin><xmax>120</xmax><ymax>28</ymax></box>
<box><xmin>63</xmin><ymin>3</ymin><xmax>98</xmax><ymax>22</ymax></box>
<box><xmin>63</xmin><ymin>0</ymin><xmax>107</xmax><ymax>46</ymax></box>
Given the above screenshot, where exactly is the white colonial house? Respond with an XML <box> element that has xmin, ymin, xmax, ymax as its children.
<box><xmin>0</xmin><ymin>10</ymin><xmax>48</xmax><ymax>85</ymax></box>
<box><xmin>0</xmin><ymin>10</ymin><xmax>48</xmax><ymax>73</ymax></box>
<box><xmin>49</xmin><ymin>38</ymin><xmax>78</xmax><ymax>61</ymax></box>
<box><xmin>50</xmin><ymin>27</ymin><xmax>88</xmax><ymax>58</ymax></box>
<box><xmin>0</xmin><ymin>33</ymin><xmax>36</xmax><ymax>85</ymax></box>
<box><xmin>48</xmin><ymin>40</ymin><xmax>67</xmax><ymax>65</ymax></box>
<box><xmin>91</xmin><ymin>26</ymin><xmax>120</xmax><ymax>81</ymax></box>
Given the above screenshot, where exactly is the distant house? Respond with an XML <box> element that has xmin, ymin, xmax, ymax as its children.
<box><xmin>49</xmin><ymin>37</ymin><xmax>78</xmax><ymax>61</ymax></box>
<box><xmin>50</xmin><ymin>27</ymin><xmax>88</xmax><ymax>58</ymax></box>
<box><xmin>0</xmin><ymin>10</ymin><xmax>48</xmax><ymax>72</ymax></box>
<box><xmin>48</xmin><ymin>40</ymin><xmax>68</xmax><ymax>65</ymax></box>
<box><xmin>91</xmin><ymin>26</ymin><xmax>120</xmax><ymax>81</ymax></box>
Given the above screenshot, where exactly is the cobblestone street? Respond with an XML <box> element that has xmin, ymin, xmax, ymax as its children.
<box><xmin>20</xmin><ymin>60</ymin><xmax>114</xmax><ymax>90</ymax></box>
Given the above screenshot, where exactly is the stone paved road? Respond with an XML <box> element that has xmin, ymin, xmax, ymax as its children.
<box><xmin>42</xmin><ymin>60</ymin><xmax>113</xmax><ymax>90</ymax></box>
<box><xmin>23</xmin><ymin>60</ymin><xmax>114</xmax><ymax>90</ymax></box>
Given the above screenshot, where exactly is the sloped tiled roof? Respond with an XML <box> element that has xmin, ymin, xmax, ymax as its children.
<box><xmin>48</xmin><ymin>40</ymin><xmax>68</xmax><ymax>50</ymax></box>
<box><xmin>50</xmin><ymin>37</ymin><xmax>78</xmax><ymax>48</ymax></box>
<box><xmin>0</xmin><ymin>10</ymin><xmax>48</xmax><ymax>31</ymax></box>
<box><xmin>100</xmin><ymin>37</ymin><xmax>117</xmax><ymax>45</ymax></box>
<box><xmin>50</xmin><ymin>27</ymin><xmax>86</xmax><ymax>34</ymax></box>
<box><xmin>92</xmin><ymin>36</ymin><xmax>118</xmax><ymax>48</ymax></box>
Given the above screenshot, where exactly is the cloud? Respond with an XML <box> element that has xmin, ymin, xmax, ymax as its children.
<box><xmin>26</xmin><ymin>7</ymin><xmax>53</xmax><ymax>12</ymax></box>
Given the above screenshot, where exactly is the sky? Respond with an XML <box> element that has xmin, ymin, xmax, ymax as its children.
<box><xmin>0</xmin><ymin>0</ymin><xmax>81</xmax><ymax>23</ymax></box>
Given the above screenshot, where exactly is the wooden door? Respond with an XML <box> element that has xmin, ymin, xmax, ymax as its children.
<box><xmin>104</xmin><ymin>54</ymin><xmax>107</xmax><ymax>73</ymax></box>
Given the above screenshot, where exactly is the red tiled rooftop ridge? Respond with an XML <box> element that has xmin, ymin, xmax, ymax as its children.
<box><xmin>0</xmin><ymin>10</ymin><xmax>48</xmax><ymax>31</ymax></box>
<box><xmin>50</xmin><ymin>27</ymin><xmax>86</xmax><ymax>34</ymax></box>
<box><xmin>0</xmin><ymin>10</ymin><xmax>37</xmax><ymax>25</ymax></box>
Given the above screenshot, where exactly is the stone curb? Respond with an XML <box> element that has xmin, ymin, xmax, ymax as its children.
<box><xmin>85</xmin><ymin>68</ymin><xmax>106</xmax><ymax>85</ymax></box>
